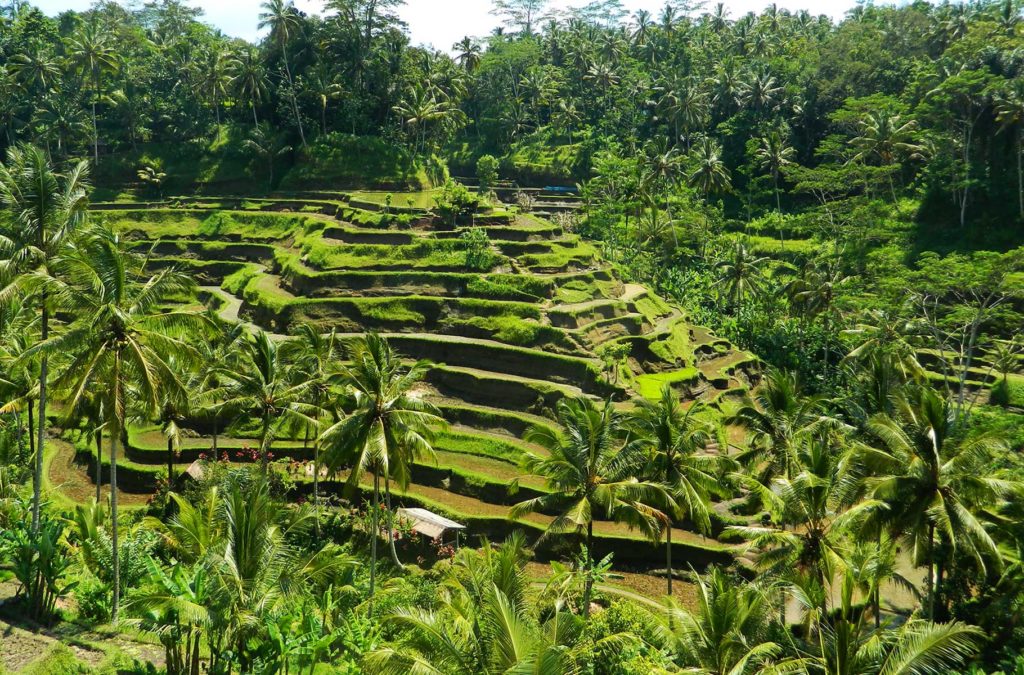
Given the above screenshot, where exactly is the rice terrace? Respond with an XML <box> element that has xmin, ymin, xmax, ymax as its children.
<box><xmin>2</xmin><ymin>0</ymin><xmax>1024</xmax><ymax>673</ymax></box>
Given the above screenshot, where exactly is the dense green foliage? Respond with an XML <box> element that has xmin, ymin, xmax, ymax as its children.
<box><xmin>2</xmin><ymin>0</ymin><xmax>1024</xmax><ymax>673</ymax></box>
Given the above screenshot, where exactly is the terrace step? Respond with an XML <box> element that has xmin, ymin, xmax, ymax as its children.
<box><xmin>425</xmin><ymin>365</ymin><xmax>586</xmax><ymax>410</ymax></box>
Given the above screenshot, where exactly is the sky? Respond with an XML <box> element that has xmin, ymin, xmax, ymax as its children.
<box><xmin>31</xmin><ymin>0</ymin><xmax>861</xmax><ymax>51</ymax></box>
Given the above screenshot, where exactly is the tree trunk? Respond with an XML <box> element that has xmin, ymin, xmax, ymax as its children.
<box><xmin>282</xmin><ymin>50</ymin><xmax>306</xmax><ymax>148</ymax></box>
<box><xmin>368</xmin><ymin>473</ymin><xmax>379</xmax><ymax>618</ymax></box>
<box><xmin>583</xmin><ymin>520</ymin><xmax>594</xmax><ymax>619</ymax></box>
<box><xmin>27</xmin><ymin>399</ymin><xmax>35</xmax><ymax>467</ymax></box>
<box><xmin>312</xmin><ymin>411</ymin><xmax>320</xmax><ymax>541</ymax></box>
<box><xmin>260</xmin><ymin>411</ymin><xmax>271</xmax><ymax>474</ymax></box>
<box><xmin>167</xmin><ymin>436</ymin><xmax>175</xmax><ymax>485</ymax></box>
<box><xmin>926</xmin><ymin>524</ymin><xmax>936</xmax><ymax>619</ymax></box>
<box><xmin>666</xmin><ymin>524</ymin><xmax>673</xmax><ymax>597</ymax></box>
<box><xmin>384</xmin><ymin>479</ymin><xmax>403</xmax><ymax>569</ymax></box>
<box><xmin>1017</xmin><ymin>129</ymin><xmax>1022</xmax><ymax>220</ymax></box>
<box><xmin>33</xmin><ymin>303</ymin><xmax>48</xmax><ymax>533</ymax></box>
<box><xmin>92</xmin><ymin>70</ymin><xmax>100</xmax><ymax>166</ymax></box>
<box><xmin>95</xmin><ymin>424</ymin><xmax>102</xmax><ymax>504</ymax></box>
<box><xmin>111</xmin><ymin>354</ymin><xmax>122</xmax><ymax>623</ymax></box>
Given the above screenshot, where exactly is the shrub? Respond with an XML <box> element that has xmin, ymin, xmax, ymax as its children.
<box><xmin>1</xmin><ymin>511</ymin><xmax>77</xmax><ymax>624</ymax></box>
<box><xmin>460</xmin><ymin>227</ymin><xmax>495</xmax><ymax>271</ymax></box>
<box><xmin>476</xmin><ymin>154</ymin><xmax>499</xmax><ymax>195</ymax></box>
<box><xmin>434</xmin><ymin>180</ymin><xmax>480</xmax><ymax>226</ymax></box>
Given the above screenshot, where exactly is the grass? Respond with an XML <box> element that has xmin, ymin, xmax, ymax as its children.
<box><xmin>634</xmin><ymin>367</ymin><xmax>702</xmax><ymax>400</ymax></box>
<box><xmin>301</xmin><ymin>236</ymin><xmax>505</xmax><ymax>272</ymax></box>
<box><xmin>95</xmin><ymin>209</ymin><xmax>309</xmax><ymax>241</ymax></box>
<box><xmin>350</xmin><ymin>189</ymin><xmax>439</xmax><ymax>209</ymax></box>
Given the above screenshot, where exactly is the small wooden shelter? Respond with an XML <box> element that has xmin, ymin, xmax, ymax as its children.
<box><xmin>396</xmin><ymin>507</ymin><xmax>465</xmax><ymax>547</ymax></box>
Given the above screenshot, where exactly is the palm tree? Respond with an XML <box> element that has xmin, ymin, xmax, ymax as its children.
<box><xmin>303</xmin><ymin>63</ymin><xmax>343</xmax><ymax>135</ymax></box>
<box><xmin>849</xmin><ymin>111</ymin><xmax>924</xmax><ymax>204</ymax></box>
<box><xmin>625</xmin><ymin>386</ymin><xmax>726</xmax><ymax>596</ymax></box>
<box><xmin>796</xmin><ymin>568</ymin><xmax>982</xmax><ymax>675</ymax></box>
<box><xmin>281</xmin><ymin>324</ymin><xmax>339</xmax><ymax>540</ymax></box>
<box><xmin>66</xmin><ymin>20</ymin><xmax>119</xmax><ymax>165</ymax></box>
<box><xmin>199</xmin><ymin>46</ymin><xmax>232</xmax><ymax>127</ymax></box>
<box><xmin>865</xmin><ymin>387</ymin><xmax>1017</xmax><ymax>618</ymax></box>
<box><xmin>658</xmin><ymin>567</ymin><xmax>782</xmax><ymax>674</ymax></box>
<box><xmin>688</xmin><ymin>137</ymin><xmax>732</xmax><ymax>256</ymax></box>
<box><xmin>754</xmin><ymin>127</ymin><xmax>796</xmax><ymax>217</ymax></box>
<box><xmin>510</xmin><ymin>397</ymin><xmax>671</xmax><ymax>618</ymax></box>
<box><xmin>44</xmin><ymin>233</ymin><xmax>201</xmax><ymax>622</ymax></box>
<box><xmin>453</xmin><ymin>36</ymin><xmax>482</xmax><ymax>71</ymax></box>
<box><xmin>319</xmin><ymin>333</ymin><xmax>444</xmax><ymax>615</ymax></box>
<box><xmin>689</xmin><ymin>137</ymin><xmax>733</xmax><ymax>198</ymax></box>
<box><xmin>0</xmin><ymin>296</ymin><xmax>38</xmax><ymax>468</ymax></box>
<box><xmin>0</xmin><ymin>145</ymin><xmax>90</xmax><ymax>533</ymax></box>
<box><xmin>842</xmin><ymin>308</ymin><xmax>924</xmax><ymax>380</ymax></box>
<box><xmin>642</xmin><ymin>141</ymin><xmax>684</xmax><ymax>246</ymax></box>
<box><xmin>728</xmin><ymin>439</ymin><xmax>874</xmax><ymax>598</ymax></box>
<box><xmin>230</xmin><ymin>47</ymin><xmax>268</xmax><ymax>127</ymax></box>
<box><xmin>392</xmin><ymin>85</ymin><xmax>447</xmax><ymax>154</ymax></box>
<box><xmin>363</xmin><ymin>534</ymin><xmax>589</xmax><ymax>674</ymax></box>
<box><xmin>196</xmin><ymin>315</ymin><xmax>245</xmax><ymax>457</ymax></box>
<box><xmin>259</xmin><ymin>0</ymin><xmax>307</xmax><ymax>147</ymax></box>
<box><xmin>215</xmin><ymin>328</ymin><xmax>310</xmax><ymax>474</ymax></box>
<box><xmin>732</xmin><ymin>368</ymin><xmax>831</xmax><ymax>483</ymax></box>
<box><xmin>242</xmin><ymin>122</ymin><xmax>292</xmax><ymax>191</ymax></box>
<box><xmin>714</xmin><ymin>241</ymin><xmax>769</xmax><ymax>312</ymax></box>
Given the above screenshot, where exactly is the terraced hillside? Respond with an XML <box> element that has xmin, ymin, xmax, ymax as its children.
<box><xmin>77</xmin><ymin>193</ymin><xmax>760</xmax><ymax>569</ymax></box>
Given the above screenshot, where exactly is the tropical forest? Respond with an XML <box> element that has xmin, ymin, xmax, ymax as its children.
<box><xmin>1</xmin><ymin>0</ymin><xmax>1023</xmax><ymax>672</ymax></box>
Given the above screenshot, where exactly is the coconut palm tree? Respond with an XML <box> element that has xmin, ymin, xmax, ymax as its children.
<box><xmin>865</xmin><ymin>387</ymin><xmax>1017</xmax><ymax>618</ymax></box>
<box><xmin>43</xmin><ymin>233</ymin><xmax>201</xmax><ymax>622</ymax></box>
<box><xmin>714</xmin><ymin>241</ymin><xmax>769</xmax><ymax>312</ymax></box>
<box><xmin>754</xmin><ymin>127</ymin><xmax>796</xmax><ymax>217</ymax></box>
<box><xmin>242</xmin><ymin>122</ymin><xmax>292</xmax><ymax>191</ymax></box>
<box><xmin>625</xmin><ymin>386</ymin><xmax>727</xmax><ymax>596</ymax></box>
<box><xmin>214</xmin><ymin>328</ymin><xmax>311</xmax><ymax>474</ymax></box>
<box><xmin>66</xmin><ymin>20</ymin><xmax>119</xmax><ymax>165</ymax></box>
<box><xmin>0</xmin><ymin>296</ymin><xmax>38</xmax><ymax>467</ymax></box>
<box><xmin>688</xmin><ymin>137</ymin><xmax>731</xmax><ymax>255</ymax></box>
<box><xmin>728</xmin><ymin>438</ymin><xmax>876</xmax><ymax>598</ymax></box>
<box><xmin>230</xmin><ymin>47</ymin><xmax>269</xmax><ymax>127</ymax></box>
<box><xmin>281</xmin><ymin>324</ymin><xmax>339</xmax><ymax>540</ymax></box>
<box><xmin>658</xmin><ymin>567</ymin><xmax>782</xmax><ymax>674</ymax></box>
<box><xmin>849</xmin><ymin>111</ymin><xmax>924</xmax><ymax>204</ymax></box>
<box><xmin>732</xmin><ymin>368</ymin><xmax>832</xmax><ymax>483</ymax></box>
<box><xmin>511</xmin><ymin>397</ymin><xmax>672</xmax><ymax>618</ymax></box>
<box><xmin>319</xmin><ymin>333</ymin><xmax>444</xmax><ymax>615</ymax></box>
<box><xmin>996</xmin><ymin>78</ymin><xmax>1024</xmax><ymax>219</ymax></box>
<box><xmin>0</xmin><ymin>145</ymin><xmax>90</xmax><ymax>533</ymax></box>
<box><xmin>795</xmin><ymin>567</ymin><xmax>983</xmax><ymax>675</ymax></box>
<box><xmin>453</xmin><ymin>36</ymin><xmax>482</xmax><ymax>72</ymax></box>
<box><xmin>364</xmin><ymin>533</ymin><xmax>590</xmax><ymax>674</ymax></box>
<box><xmin>259</xmin><ymin>0</ymin><xmax>307</xmax><ymax>147</ymax></box>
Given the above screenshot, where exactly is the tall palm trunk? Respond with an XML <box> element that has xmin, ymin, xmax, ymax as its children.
<box><xmin>926</xmin><ymin>524</ymin><xmax>936</xmax><ymax>619</ymax></box>
<box><xmin>384</xmin><ymin>478</ymin><xmax>403</xmax><ymax>569</ymax></box>
<box><xmin>92</xmin><ymin>69</ymin><xmax>100</xmax><ymax>166</ymax></box>
<box><xmin>369</xmin><ymin>473</ymin><xmax>380</xmax><ymax>618</ymax></box>
<box><xmin>260</xmin><ymin>410</ymin><xmax>271</xmax><ymax>474</ymax></box>
<box><xmin>666</xmin><ymin>524</ymin><xmax>673</xmax><ymax>596</ymax></box>
<box><xmin>110</xmin><ymin>353</ymin><xmax>122</xmax><ymax>622</ymax></box>
<box><xmin>95</xmin><ymin>425</ymin><xmax>102</xmax><ymax>504</ymax></box>
<box><xmin>583</xmin><ymin>521</ymin><xmax>594</xmax><ymax>619</ymax></box>
<box><xmin>312</xmin><ymin>409</ymin><xmax>320</xmax><ymax>541</ymax></box>
<box><xmin>166</xmin><ymin>436</ymin><xmax>175</xmax><ymax>485</ymax></box>
<box><xmin>27</xmin><ymin>399</ymin><xmax>35</xmax><ymax>467</ymax></box>
<box><xmin>33</xmin><ymin>302</ymin><xmax>48</xmax><ymax>533</ymax></box>
<box><xmin>281</xmin><ymin>49</ymin><xmax>306</xmax><ymax>148</ymax></box>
